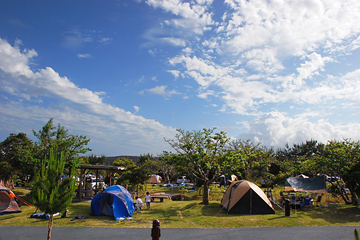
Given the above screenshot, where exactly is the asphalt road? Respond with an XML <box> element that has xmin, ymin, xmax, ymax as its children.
<box><xmin>1</xmin><ymin>226</ymin><xmax>359</xmax><ymax>240</ymax></box>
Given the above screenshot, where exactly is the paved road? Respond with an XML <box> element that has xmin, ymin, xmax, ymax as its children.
<box><xmin>1</xmin><ymin>226</ymin><xmax>359</xmax><ymax>240</ymax></box>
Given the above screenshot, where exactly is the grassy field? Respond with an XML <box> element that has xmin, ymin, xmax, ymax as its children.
<box><xmin>1</xmin><ymin>185</ymin><xmax>359</xmax><ymax>228</ymax></box>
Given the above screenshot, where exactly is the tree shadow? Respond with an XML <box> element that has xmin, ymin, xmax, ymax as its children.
<box><xmin>303</xmin><ymin>205</ymin><xmax>360</xmax><ymax>224</ymax></box>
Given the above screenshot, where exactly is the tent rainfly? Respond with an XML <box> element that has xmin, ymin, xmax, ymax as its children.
<box><xmin>0</xmin><ymin>184</ymin><xmax>21</xmax><ymax>215</ymax></box>
<box><xmin>285</xmin><ymin>176</ymin><xmax>327</xmax><ymax>193</ymax></box>
<box><xmin>221</xmin><ymin>180</ymin><xmax>275</xmax><ymax>214</ymax></box>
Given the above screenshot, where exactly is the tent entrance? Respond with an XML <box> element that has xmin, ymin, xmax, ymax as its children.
<box><xmin>0</xmin><ymin>188</ymin><xmax>21</xmax><ymax>215</ymax></box>
<box><xmin>0</xmin><ymin>191</ymin><xmax>11</xmax><ymax>211</ymax></box>
<box><xmin>229</xmin><ymin>189</ymin><xmax>275</xmax><ymax>214</ymax></box>
<box><xmin>100</xmin><ymin>194</ymin><xmax>114</xmax><ymax>217</ymax></box>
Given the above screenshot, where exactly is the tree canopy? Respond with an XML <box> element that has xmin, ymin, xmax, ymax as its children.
<box><xmin>0</xmin><ymin>133</ymin><xmax>34</xmax><ymax>183</ymax></box>
<box><xmin>0</xmin><ymin>118</ymin><xmax>91</xmax><ymax>185</ymax></box>
<box><xmin>33</xmin><ymin>118</ymin><xmax>91</xmax><ymax>171</ymax></box>
<box><xmin>165</xmin><ymin>128</ymin><xmax>246</xmax><ymax>205</ymax></box>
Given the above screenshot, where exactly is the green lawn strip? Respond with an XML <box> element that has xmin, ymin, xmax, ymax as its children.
<box><xmin>1</xmin><ymin>186</ymin><xmax>359</xmax><ymax>228</ymax></box>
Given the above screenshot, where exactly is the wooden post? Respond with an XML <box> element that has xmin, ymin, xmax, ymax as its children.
<box><xmin>96</xmin><ymin>169</ymin><xmax>99</xmax><ymax>192</ymax></box>
<box><xmin>78</xmin><ymin>168</ymin><xmax>85</xmax><ymax>202</ymax></box>
<box><xmin>109</xmin><ymin>173</ymin><xmax>112</xmax><ymax>187</ymax></box>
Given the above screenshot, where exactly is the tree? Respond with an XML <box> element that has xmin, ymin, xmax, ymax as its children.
<box><xmin>0</xmin><ymin>133</ymin><xmax>35</xmax><ymax>183</ymax></box>
<box><xmin>87</xmin><ymin>154</ymin><xmax>106</xmax><ymax>165</ymax></box>
<box><xmin>276</xmin><ymin>140</ymin><xmax>325</xmax><ymax>178</ymax></box>
<box><xmin>138</xmin><ymin>153</ymin><xmax>155</xmax><ymax>165</ymax></box>
<box><xmin>342</xmin><ymin>161</ymin><xmax>360</xmax><ymax>203</ymax></box>
<box><xmin>33</xmin><ymin>118</ymin><xmax>91</xmax><ymax>171</ymax></box>
<box><xmin>165</xmin><ymin>128</ymin><xmax>245</xmax><ymax>205</ymax></box>
<box><xmin>31</xmin><ymin>149</ymin><xmax>76</xmax><ymax>240</ymax></box>
<box><xmin>158</xmin><ymin>152</ymin><xmax>177</xmax><ymax>184</ymax></box>
<box><xmin>112</xmin><ymin>157</ymin><xmax>151</xmax><ymax>196</ymax></box>
<box><xmin>229</xmin><ymin>139</ymin><xmax>275</xmax><ymax>183</ymax></box>
<box><xmin>310</xmin><ymin>140</ymin><xmax>360</xmax><ymax>204</ymax></box>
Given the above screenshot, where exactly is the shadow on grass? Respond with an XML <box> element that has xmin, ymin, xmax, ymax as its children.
<box><xmin>201</xmin><ymin>203</ymin><xmax>225</xmax><ymax>216</ymax></box>
<box><xmin>0</xmin><ymin>213</ymin><xmax>19</xmax><ymax>221</ymax></box>
<box><xmin>302</xmin><ymin>205</ymin><xmax>360</xmax><ymax>224</ymax></box>
<box><xmin>180</xmin><ymin>202</ymin><xmax>198</xmax><ymax>211</ymax></box>
<box><xmin>267</xmin><ymin>215</ymin><xmax>302</xmax><ymax>220</ymax></box>
<box><xmin>67</xmin><ymin>201</ymin><xmax>94</xmax><ymax>217</ymax></box>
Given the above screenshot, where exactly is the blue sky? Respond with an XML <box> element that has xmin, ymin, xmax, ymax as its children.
<box><xmin>1</xmin><ymin>0</ymin><xmax>360</xmax><ymax>156</ymax></box>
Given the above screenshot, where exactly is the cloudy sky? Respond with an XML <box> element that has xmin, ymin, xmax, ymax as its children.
<box><xmin>1</xmin><ymin>0</ymin><xmax>360</xmax><ymax>156</ymax></box>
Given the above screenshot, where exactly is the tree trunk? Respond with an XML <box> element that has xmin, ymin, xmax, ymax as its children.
<box><xmin>351</xmin><ymin>192</ymin><xmax>358</xmax><ymax>205</ymax></box>
<box><xmin>202</xmin><ymin>180</ymin><xmax>210</xmax><ymax>205</ymax></box>
<box><xmin>330</xmin><ymin>182</ymin><xmax>352</xmax><ymax>204</ymax></box>
<box><xmin>47</xmin><ymin>215</ymin><xmax>54</xmax><ymax>240</ymax></box>
<box><xmin>165</xmin><ymin>175</ymin><xmax>170</xmax><ymax>184</ymax></box>
<box><xmin>339</xmin><ymin>187</ymin><xmax>352</xmax><ymax>204</ymax></box>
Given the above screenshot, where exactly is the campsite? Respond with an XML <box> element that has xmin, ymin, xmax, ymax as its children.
<box><xmin>1</xmin><ymin>124</ymin><xmax>359</xmax><ymax>235</ymax></box>
<box><xmin>1</xmin><ymin>183</ymin><xmax>359</xmax><ymax>229</ymax></box>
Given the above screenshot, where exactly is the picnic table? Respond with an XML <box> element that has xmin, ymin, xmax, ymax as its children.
<box><xmin>150</xmin><ymin>193</ymin><xmax>184</xmax><ymax>202</ymax></box>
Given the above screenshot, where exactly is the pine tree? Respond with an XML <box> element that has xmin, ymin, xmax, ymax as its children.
<box><xmin>31</xmin><ymin>149</ymin><xmax>76</xmax><ymax>240</ymax></box>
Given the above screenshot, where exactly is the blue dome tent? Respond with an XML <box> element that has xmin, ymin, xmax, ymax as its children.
<box><xmin>91</xmin><ymin>185</ymin><xmax>135</xmax><ymax>220</ymax></box>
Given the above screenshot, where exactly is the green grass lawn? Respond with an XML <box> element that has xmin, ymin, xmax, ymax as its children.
<box><xmin>1</xmin><ymin>186</ymin><xmax>359</xmax><ymax>228</ymax></box>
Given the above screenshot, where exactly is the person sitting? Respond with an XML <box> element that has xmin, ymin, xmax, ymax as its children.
<box><xmin>135</xmin><ymin>197</ymin><xmax>143</xmax><ymax>213</ymax></box>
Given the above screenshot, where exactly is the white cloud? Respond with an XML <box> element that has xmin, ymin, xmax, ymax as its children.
<box><xmin>0</xmin><ymin>38</ymin><xmax>176</xmax><ymax>155</ymax></box>
<box><xmin>146</xmin><ymin>0</ymin><xmax>214</xmax><ymax>34</ymax></box>
<box><xmin>168</xmin><ymin>70</ymin><xmax>180</xmax><ymax>79</ymax></box>
<box><xmin>238</xmin><ymin>111</ymin><xmax>360</xmax><ymax>148</ymax></box>
<box><xmin>221</xmin><ymin>0</ymin><xmax>360</xmax><ymax>57</ymax></box>
<box><xmin>144</xmin><ymin>0</ymin><xmax>214</xmax><ymax>47</ymax></box>
<box><xmin>77</xmin><ymin>53</ymin><xmax>92</xmax><ymax>59</ymax></box>
<box><xmin>133</xmin><ymin>106</ymin><xmax>140</xmax><ymax>114</ymax></box>
<box><xmin>296</xmin><ymin>52</ymin><xmax>332</xmax><ymax>82</ymax></box>
<box><xmin>164</xmin><ymin>0</ymin><xmax>360</xmax><ymax>116</ymax></box>
<box><xmin>62</xmin><ymin>30</ymin><xmax>93</xmax><ymax>49</ymax></box>
<box><xmin>99</xmin><ymin>37</ymin><xmax>113</xmax><ymax>45</ymax></box>
<box><xmin>141</xmin><ymin>85</ymin><xmax>180</xmax><ymax>98</ymax></box>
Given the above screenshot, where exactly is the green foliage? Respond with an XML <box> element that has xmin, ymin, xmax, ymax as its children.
<box><xmin>343</xmin><ymin>161</ymin><xmax>360</xmax><ymax>198</ymax></box>
<box><xmin>228</xmin><ymin>139</ymin><xmax>276</xmax><ymax>184</ymax></box>
<box><xmin>31</xmin><ymin>149</ymin><xmax>76</xmax><ymax>214</ymax></box>
<box><xmin>113</xmin><ymin>157</ymin><xmax>151</xmax><ymax>192</ymax></box>
<box><xmin>87</xmin><ymin>154</ymin><xmax>106</xmax><ymax>165</ymax></box>
<box><xmin>0</xmin><ymin>161</ymin><xmax>13</xmax><ymax>183</ymax></box>
<box><xmin>276</xmin><ymin>139</ymin><xmax>359</xmax><ymax>204</ymax></box>
<box><xmin>276</xmin><ymin>140</ymin><xmax>325</xmax><ymax>178</ymax></box>
<box><xmin>0</xmin><ymin>133</ymin><xmax>35</xmax><ymax>182</ymax></box>
<box><xmin>31</xmin><ymin>149</ymin><xmax>76</xmax><ymax>240</ymax></box>
<box><xmin>355</xmin><ymin>229</ymin><xmax>359</xmax><ymax>240</ymax></box>
<box><xmin>138</xmin><ymin>153</ymin><xmax>155</xmax><ymax>165</ymax></box>
<box><xmin>33</xmin><ymin>118</ymin><xmax>91</xmax><ymax>170</ymax></box>
<box><xmin>165</xmin><ymin>128</ymin><xmax>245</xmax><ymax>205</ymax></box>
<box><xmin>310</xmin><ymin>140</ymin><xmax>360</xmax><ymax>204</ymax></box>
<box><xmin>158</xmin><ymin>152</ymin><xmax>178</xmax><ymax>183</ymax></box>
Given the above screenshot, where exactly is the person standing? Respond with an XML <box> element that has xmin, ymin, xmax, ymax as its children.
<box><xmin>145</xmin><ymin>192</ymin><xmax>151</xmax><ymax>210</ymax></box>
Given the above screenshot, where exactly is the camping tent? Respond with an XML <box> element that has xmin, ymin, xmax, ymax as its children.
<box><xmin>147</xmin><ymin>174</ymin><xmax>162</xmax><ymax>184</ymax></box>
<box><xmin>91</xmin><ymin>185</ymin><xmax>135</xmax><ymax>220</ymax></box>
<box><xmin>285</xmin><ymin>176</ymin><xmax>327</xmax><ymax>193</ymax></box>
<box><xmin>0</xmin><ymin>184</ymin><xmax>21</xmax><ymax>215</ymax></box>
<box><xmin>221</xmin><ymin>180</ymin><xmax>275</xmax><ymax>214</ymax></box>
